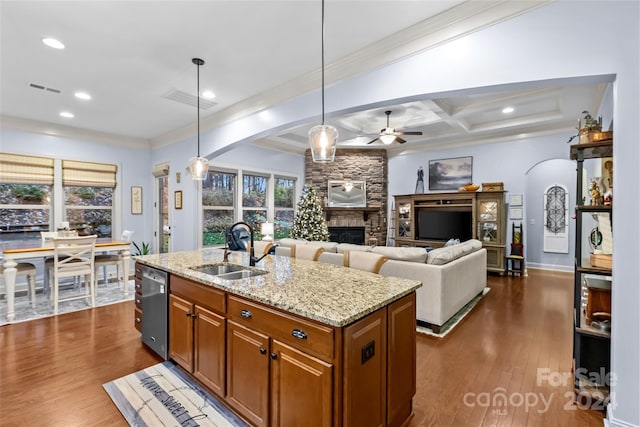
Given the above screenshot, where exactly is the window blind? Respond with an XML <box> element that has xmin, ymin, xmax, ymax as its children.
<box><xmin>62</xmin><ymin>160</ymin><xmax>117</xmax><ymax>187</ymax></box>
<box><xmin>0</xmin><ymin>152</ymin><xmax>55</xmax><ymax>184</ymax></box>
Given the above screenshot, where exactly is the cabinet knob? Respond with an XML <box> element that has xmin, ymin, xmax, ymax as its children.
<box><xmin>240</xmin><ymin>309</ymin><xmax>252</xmax><ymax>319</ymax></box>
<box><xmin>259</xmin><ymin>347</ymin><xmax>267</xmax><ymax>355</ymax></box>
<box><xmin>186</xmin><ymin>312</ymin><xmax>191</xmax><ymax>317</ymax></box>
<box><xmin>191</xmin><ymin>313</ymin><xmax>197</xmax><ymax>318</ymax></box>
<box><xmin>135</xmin><ymin>317</ymin><xmax>141</xmax><ymax>323</ymax></box>
<box><xmin>270</xmin><ymin>353</ymin><xmax>278</xmax><ymax>360</ymax></box>
<box><xmin>292</xmin><ymin>329</ymin><xmax>307</xmax><ymax>340</ymax></box>
<box><xmin>135</xmin><ymin>298</ymin><xmax>141</xmax><ymax>304</ymax></box>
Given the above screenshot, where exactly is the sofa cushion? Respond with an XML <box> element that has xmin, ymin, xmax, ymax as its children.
<box><xmin>305</xmin><ymin>241</ymin><xmax>339</xmax><ymax>253</ymax></box>
<box><xmin>336</xmin><ymin>243</ymin><xmax>373</xmax><ymax>254</ymax></box>
<box><xmin>371</xmin><ymin>246</ymin><xmax>428</xmax><ymax>263</ymax></box>
<box><xmin>278</xmin><ymin>238</ymin><xmax>304</xmax><ymax>248</ymax></box>
<box><xmin>426</xmin><ymin>239</ymin><xmax>483</xmax><ymax>265</ymax></box>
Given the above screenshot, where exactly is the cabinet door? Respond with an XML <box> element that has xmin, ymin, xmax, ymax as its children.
<box><xmin>396</xmin><ymin>201</ymin><xmax>412</xmax><ymax>239</ymax></box>
<box><xmin>477</xmin><ymin>199</ymin><xmax>499</xmax><ymax>243</ymax></box>
<box><xmin>169</xmin><ymin>294</ymin><xmax>193</xmax><ymax>372</ymax></box>
<box><xmin>194</xmin><ymin>305</ymin><xmax>226</xmax><ymax>397</ymax></box>
<box><xmin>270</xmin><ymin>340</ymin><xmax>332</xmax><ymax>427</ymax></box>
<box><xmin>226</xmin><ymin>320</ymin><xmax>270</xmax><ymax>427</ymax></box>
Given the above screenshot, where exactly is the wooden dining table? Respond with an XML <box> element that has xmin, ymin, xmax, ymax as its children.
<box><xmin>1</xmin><ymin>239</ymin><xmax>132</xmax><ymax>321</ymax></box>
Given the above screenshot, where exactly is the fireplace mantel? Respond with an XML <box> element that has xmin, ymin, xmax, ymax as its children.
<box><xmin>323</xmin><ymin>206</ymin><xmax>380</xmax><ymax>221</ymax></box>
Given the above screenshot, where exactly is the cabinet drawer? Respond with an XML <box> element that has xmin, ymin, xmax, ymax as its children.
<box><xmin>171</xmin><ymin>275</ymin><xmax>225</xmax><ymax>314</ymax></box>
<box><xmin>228</xmin><ymin>296</ymin><xmax>334</xmax><ymax>360</ymax></box>
<box><xmin>134</xmin><ymin>307</ymin><xmax>142</xmax><ymax>331</ymax></box>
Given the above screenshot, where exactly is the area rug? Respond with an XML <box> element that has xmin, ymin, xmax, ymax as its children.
<box><xmin>0</xmin><ymin>280</ymin><xmax>135</xmax><ymax>325</ymax></box>
<box><xmin>104</xmin><ymin>361</ymin><xmax>247</xmax><ymax>427</ymax></box>
<box><xmin>416</xmin><ymin>287</ymin><xmax>490</xmax><ymax>338</ymax></box>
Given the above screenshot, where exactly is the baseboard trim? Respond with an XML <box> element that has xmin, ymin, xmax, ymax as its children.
<box><xmin>525</xmin><ymin>262</ymin><xmax>573</xmax><ymax>273</ymax></box>
<box><xmin>606</xmin><ymin>405</ymin><xmax>640</xmax><ymax>427</ymax></box>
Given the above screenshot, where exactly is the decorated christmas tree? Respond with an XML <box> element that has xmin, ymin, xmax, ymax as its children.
<box><xmin>290</xmin><ymin>184</ymin><xmax>330</xmax><ymax>241</ymax></box>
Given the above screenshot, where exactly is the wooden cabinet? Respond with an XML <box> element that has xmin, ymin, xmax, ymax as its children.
<box><xmin>393</xmin><ymin>192</ymin><xmax>507</xmax><ymax>273</ymax></box>
<box><xmin>570</xmin><ymin>140</ymin><xmax>613</xmax><ymax>402</ymax></box>
<box><xmin>167</xmin><ymin>273</ymin><xmax>417</xmax><ymax>427</ymax></box>
<box><xmin>476</xmin><ymin>191</ymin><xmax>507</xmax><ymax>274</ymax></box>
<box><xmin>226</xmin><ymin>320</ymin><xmax>270</xmax><ymax>427</ymax></box>
<box><xmin>169</xmin><ymin>276</ymin><xmax>227</xmax><ymax>397</ymax></box>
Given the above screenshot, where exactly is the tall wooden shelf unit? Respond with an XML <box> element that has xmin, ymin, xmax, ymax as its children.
<box><xmin>393</xmin><ymin>191</ymin><xmax>507</xmax><ymax>274</ymax></box>
<box><xmin>570</xmin><ymin>139</ymin><xmax>613</xmax><ymax>401</ymax></box>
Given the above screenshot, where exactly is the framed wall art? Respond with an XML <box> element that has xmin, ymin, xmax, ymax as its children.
<box><xmin>131</xmin><ymin>186</ymin><xmax>142</xmax><ymax>215</ymax></box>
<box><xmin>428</xmin><ymin>156</ymin><xmax>473</xmax><ymax>190</ymax></box>
<box><xmin>174</xmin><ymin>190</ymin><xmax>183</xmax><ymax>210</ymax></box>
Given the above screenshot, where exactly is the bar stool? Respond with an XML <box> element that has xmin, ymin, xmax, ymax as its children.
<box><xmin>343</xmin><ymin>251</ymin><xmax>388</xmax><ymax>274</ymax></box>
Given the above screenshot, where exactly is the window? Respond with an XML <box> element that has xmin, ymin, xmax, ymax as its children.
<box><xmin>201</xmin><ymin>167</ymin><xmax>297</xmax><ymax>247</ymax></box>
<box><xmin>62</xmin><ymin>160</ymin><xmax>117</xmax><ymax>238</ymax></box>
<box><xmin>0</xmin><ymin>153</ymin><xmax>54</xmax><ymax>242</ymax></box>
<box><xmin>274</xmin><ymin>176</ymin><xmax>295</xmax><ymax>239</ymax></box>
<box><xmin>202</xmin><ymin>171</ymin><xmax>236</xmax><ymax>246</ymax></box>
<box><xmin>242</xmin><ymin>173</ymin><xmax>268</xmax><ymax>237</ymax></box>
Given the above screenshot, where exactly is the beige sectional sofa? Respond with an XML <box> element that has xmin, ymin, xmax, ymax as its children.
<box><xmin>275</xmin><ymin>238</ymin><xmax>487</xmax><ymax>332</ymax></box>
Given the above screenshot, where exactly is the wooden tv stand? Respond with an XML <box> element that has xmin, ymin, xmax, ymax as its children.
<box><xmin>393</xmin><ymin>191</ymin><xmax>507</xmax><ymax>274</ymax></box>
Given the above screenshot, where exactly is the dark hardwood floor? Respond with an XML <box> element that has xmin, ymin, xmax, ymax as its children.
<box><xmin>0</xmin><ymin>269</ymin><xmax>604</xmax><ymax>426</ymax></box>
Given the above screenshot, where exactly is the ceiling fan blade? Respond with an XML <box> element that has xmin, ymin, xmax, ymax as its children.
<box><xmin>396</xmin><ymin>137</ymin><xmax>407</xmax><ymax>144</ymax></box>
<box><xmin>395</xmin><ymin>131</ymin><xmax>423</xmax><ymax>136</ymax></box>
<box><xmin>367</xmin><ymin>137</ymin><xmax>380</xmax><ymax>145</ymax></box>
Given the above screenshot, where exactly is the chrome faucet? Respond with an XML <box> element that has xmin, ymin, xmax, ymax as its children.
<box><xmin>229</xmin><ymin>221</ymin><xmax>269</xmax><ymax>267</ymax></box>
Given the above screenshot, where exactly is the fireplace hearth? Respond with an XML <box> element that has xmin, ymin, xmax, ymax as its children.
<box><xmin>328</xmin><ymin>227</ymin><xmax>365</xmax><ymax>245</ymax></box>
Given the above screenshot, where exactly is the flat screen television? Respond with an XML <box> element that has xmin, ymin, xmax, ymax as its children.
<box><xmin>416</xmin><ymin>209</ymin><xmax>472</xmax><ymax>241</ymax></box>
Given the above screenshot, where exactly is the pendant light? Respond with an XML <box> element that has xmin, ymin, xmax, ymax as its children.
<box><xmin>308</xmin><ymin>0</ymin><xmax>338</xmax><ymax>163</ymax></box>
<box><xmin>188</xmin><ymin>57</ymin><xmax>209</xmax><ymax>180</ymax></box>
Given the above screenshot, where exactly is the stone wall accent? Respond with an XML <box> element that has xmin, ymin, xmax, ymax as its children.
<box><xmin>305</xmin><ymin>149</ymin><xmax>388</xmax><ymax>245</ymax></box>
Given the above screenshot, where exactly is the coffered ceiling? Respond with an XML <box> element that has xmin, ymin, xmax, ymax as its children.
<box><xmin>0</xmin><ymin>1</ymin><xmax>606</xmax><ymax>156</ymax></box>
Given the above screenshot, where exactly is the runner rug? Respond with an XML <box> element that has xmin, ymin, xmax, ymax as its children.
<box><xmin>103</xmin><ymin>361</ymin><xmax>247</xmax><ymax>427</ymax></box>
<box><xmin>416</xmin><ymin>287</ymin><xmax>490</xmax><ymax>338</ymax></box>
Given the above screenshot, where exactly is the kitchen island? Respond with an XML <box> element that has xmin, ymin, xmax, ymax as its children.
<box><xmin>134</xmin><ymin>248</ymin><xmax>422</xmax><ymax>427</ymax></box>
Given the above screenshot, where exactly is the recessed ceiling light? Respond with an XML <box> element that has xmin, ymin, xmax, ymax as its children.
<box><xmin>42</xmin><ymin>37</ymin><xmax>65</xmax><ymax>49</ymax></box>
<box><xmin>502</xmin><ymin>107</ymin><xmax>514</xmax><ymax>114</ymax></box>
<box><xmin>74</xmin><ymin>91</ymin><xmax>91</xmax><ymax>100</ymax></box>
<box><xmin>59</xmin><ymin>111</ymin><xmax>74</xmax><ymax>118</ymax></box>
<box><xmin>202</xmin><ymin>90</ymin><xmax>216</xmax><ymax>99</ymax></box>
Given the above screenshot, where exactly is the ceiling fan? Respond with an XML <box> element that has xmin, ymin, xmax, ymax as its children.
<box><xmin>366</xmin><ymin>110</ymin><xmax>423</xmax><ymax>145</ymax></box>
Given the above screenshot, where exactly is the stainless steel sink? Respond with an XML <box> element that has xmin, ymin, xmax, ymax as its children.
<box><xmin>191</xmin><ymin>263</ymin><xmax>268</xmax><ymax>280</ymax></box>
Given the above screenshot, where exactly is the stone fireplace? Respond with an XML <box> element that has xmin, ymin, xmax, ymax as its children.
<box><xmin>305</xmin><ymin>149</ymin><xmax>388</xmax><ymax>245</ymax></box>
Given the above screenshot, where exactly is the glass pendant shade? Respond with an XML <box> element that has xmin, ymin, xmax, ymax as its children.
<box><xmin>188</xmin><ymin>156</ymin><xmax>209</xmax><ymax>181</ymax></box>
<box><xmin>309</xmin><ymin>124</ymin><xmax>338</xmax><ymax>163</ymax></box>
<box><xmin>380</xmin><ymin>134</ymin><xmax>396</xmax><ymax>145</ymax></box>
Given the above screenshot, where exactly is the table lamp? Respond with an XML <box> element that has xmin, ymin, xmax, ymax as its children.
<box><xmin>261</xmin><ymin>222</ymin><xmax>274</xmax><ymax>241</ymax></box>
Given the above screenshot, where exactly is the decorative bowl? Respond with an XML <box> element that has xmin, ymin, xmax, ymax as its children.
<box><xmin>463</xmin><ymin>184</ymin><xmax>479</xmax><ymax>192</ymax></box>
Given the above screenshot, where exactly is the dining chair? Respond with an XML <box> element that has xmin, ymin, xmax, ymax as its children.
<box><xmin>48</xmin><ymin>235</ymin><xmax>97</xmax><ymax>315</ymax></box>
<box><xmin>290</xmin><ymin>244</ymin><xmax>324</xmax><ymax>261</ymax></box>
<box><xmin>0</xmin><ymin>261</ymin><xmax>37</xmax><ymax>309</ymax></box>
<box><xmin>94</xmin><ymin>230</ymin><xmax>133</xmax><ymax>293</ymax></box>
<box><xmin>248</xmin><ymin>240</ymin><xmax>273</xmax><ymax>256</ymax></box>
<box><xmin>343</xmin><ymin>250</ymin><xmax>388</xmax><ymax>274</ymax></box>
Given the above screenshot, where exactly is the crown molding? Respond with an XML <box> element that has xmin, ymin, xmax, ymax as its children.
<box><xmin>0</xmin><ymin>115</ymin><xmax>151</xmax><ymax>149</ymax></box>
<box><xmin>150</xmin><ymin>0</ymin><xmax>552</xmax><ymax>149</ymax></box>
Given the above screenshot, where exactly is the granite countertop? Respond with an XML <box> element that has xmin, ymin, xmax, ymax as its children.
<box><xmin>134</xmin><ymin>249</ymin><xmax>421</xmax><ymax>327</ymax></box>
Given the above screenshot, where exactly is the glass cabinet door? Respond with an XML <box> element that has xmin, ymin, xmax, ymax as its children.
<box><xmin>398</xmin><ymin>202</ymin><xmax>411</xmax><ymax>238</ymax></box>
<box><xmin>478</xmin><ymin>201</ymin><xmax>498</xmax><ymax>243</ymax></box>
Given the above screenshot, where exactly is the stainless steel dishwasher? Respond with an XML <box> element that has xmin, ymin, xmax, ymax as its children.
<box><xmin>141</xmin><ymin>266</ymin><xmax>168</xmax><ymax>359</ymax></box>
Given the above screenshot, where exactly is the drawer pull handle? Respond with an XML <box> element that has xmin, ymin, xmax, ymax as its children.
<box><xmin>292</xmin><ymin>329</ymin><xmax>307</xmax><ymax>340</ymax></box>
<box><xmin>259</xmin><ymin>347</ymin><xmax>267</xmax><ymax>355</ymax></box>
<box><xmin>240</xmin><ymin>309</ymin><xmax>252</xmax><ymax>319</ymax></box>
